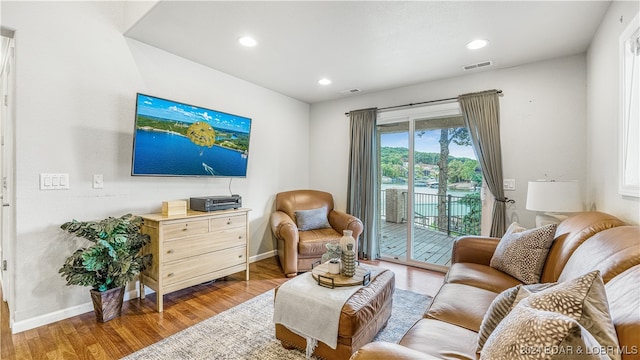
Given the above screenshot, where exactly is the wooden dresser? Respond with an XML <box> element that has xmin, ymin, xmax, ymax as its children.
<box><xmin>138</xmin><ymin>208</ymin><xmax>250</xmax><ymax>312</ymax></box>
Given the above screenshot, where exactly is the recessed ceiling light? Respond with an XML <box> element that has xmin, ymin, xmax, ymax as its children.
<box><xmin>466</xmin><ymin>39</ymin><xmax>489</xmax><ymax>50</ymax></box>
<box><xmin>238</xmin><ymin>36</ymin><xmax>257</xmax><ymax>47</ymax></box>
<box><xmin>318</xmin><ymin>78</ymin><xmax>332</xmax><ymax>85</ymax></box>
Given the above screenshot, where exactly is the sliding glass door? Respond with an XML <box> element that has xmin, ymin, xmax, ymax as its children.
<box><xmin>377</xmin><ymin>103</ymin><xmax>482</xmax><ymax>270</ymax></box>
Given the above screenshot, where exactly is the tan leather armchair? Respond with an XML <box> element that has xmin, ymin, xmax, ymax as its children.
<box><xmin>270</xmin><ymin>189</ymin><xmax>364</xmax><ymax>277</ymax></box>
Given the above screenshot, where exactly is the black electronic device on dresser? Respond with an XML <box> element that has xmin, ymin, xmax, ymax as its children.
<box><xmin>190</xmin><ymin>195</ymin><xmax>242</xmax><ymax>212</ymax></box>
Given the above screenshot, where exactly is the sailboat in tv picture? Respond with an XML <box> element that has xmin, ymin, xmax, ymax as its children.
<box><xmin>58</xmin><ymin>214</ymin><xmax>152</xmax><ymax>322</ymax></box>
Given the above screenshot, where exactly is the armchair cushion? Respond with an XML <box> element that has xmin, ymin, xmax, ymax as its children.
<box><xmin>295</xmin><ymin>206</ymin><xmax>331</xmax><ymax>231</ymax></box>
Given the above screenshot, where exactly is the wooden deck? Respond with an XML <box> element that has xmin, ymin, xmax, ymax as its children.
<box><xmin>380</xmin><ymin>221</ymin><xmax>457</xmax><ymax>267</ymax></box>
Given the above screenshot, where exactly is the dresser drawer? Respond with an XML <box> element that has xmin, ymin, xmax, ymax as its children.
<box><xmin>210</xmin><ymin>214</ymin><xmax>247</xmax><ymax>230</ymax></box>
<box><xmin>162</xmin><ymin>246</ymin><xmax>246</xmax><ymax>286</ymax></box>
<box><xmin>162</xmin><ymin>228</ymin><xmax>246</xmax><ymax>263</ymax></box>
<box><xmin>162</xmin><ymin>219</ymin><xmax>209</xmax><ymax>239</ymax></box>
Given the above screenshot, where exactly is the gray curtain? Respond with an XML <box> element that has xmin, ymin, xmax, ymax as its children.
<box><xmin>458</xmin><ymin>90</ymin><xmax>507</xmax><ymax>237</ymax></box>
<box><xmin>347</xmin><ymin>108</ymin><xmax>378</xmax><ymax>260</ymax></box>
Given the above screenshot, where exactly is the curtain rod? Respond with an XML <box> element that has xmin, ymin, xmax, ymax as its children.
<box><xmin>344</xmin><ymin>90</ymin><xmax>503</xmax><ymax>116</ymax></box>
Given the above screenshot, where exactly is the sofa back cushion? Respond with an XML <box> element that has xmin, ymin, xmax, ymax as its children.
<box><xmin>604</xmin><ymin>265</ymin><xmax>640</xmax><ymax>360</ymax></box>
<box><xmin>558</xmin><ymin>226</ymin><xmax>640</xmax><ymax>284</ymax></box>
<box><xmin>275</xmin><ymin>190</ymin><xmax>334</xmax><ymax>223</ymax></box>
<box><xmin>540</xmin><ymin>212</ymin><xmax>625</xmax><ymax>283</ymax></box>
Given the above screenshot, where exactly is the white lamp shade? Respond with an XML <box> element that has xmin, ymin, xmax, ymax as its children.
<box><xmin>526</xmin><ymin>181</ymin><xmax>583</xmax><ymax>213</ymax></box>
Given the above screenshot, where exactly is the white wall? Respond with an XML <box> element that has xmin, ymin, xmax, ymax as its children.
<box><xmin>310</xmin><ymin>55</ymin><xmax>588</xmax><ymax>229</ymax></box>
<box><xmin>3</xmin><ymin>1</ymin><xmax>309</xmax><ymax>331</ymax></box>
<box><xmin>586</xmin><ymin>1</ymin><xmax>640</xmax><ymax>225</ymax></box>
<box><xmin>123</xmin><ymin>1</ymin><xmax>158</xmax><ymax>32</ymax></box>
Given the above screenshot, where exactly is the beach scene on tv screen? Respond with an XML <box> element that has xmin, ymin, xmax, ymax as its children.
<box><xmin>133</xmin><ymin>94</ymin><xmax>251</xmax><ymax>177</ymax></box>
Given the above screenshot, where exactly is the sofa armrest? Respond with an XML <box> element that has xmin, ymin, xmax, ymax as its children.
<box><xmin>328</xmin><ymin>210</ymin><xmax>364</xmax><ymax>240</ymax></box>
<box><xmin>350</xmin><ymin>342</ymin><xmax>440</xmax><ymax>360</ymax></box>
<box><xmin>451</xmin><ymin>235</ymin><xmax>501</xmax><ymax>266</ymax></box>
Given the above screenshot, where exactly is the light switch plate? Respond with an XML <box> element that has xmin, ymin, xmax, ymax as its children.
<box><xmin>93</xmin><ymin>174</ymin><xmax>104</xmax><ymax>189</ymax></box>
<box><xmin>40</xmin><ymin>173</ymin><xmax>69</xmax><ymax>190</ymax></box>
<box><xmin>503</xmin><ymin>178</ymin><xmax>516</xmax><ymax>191</ymax></box>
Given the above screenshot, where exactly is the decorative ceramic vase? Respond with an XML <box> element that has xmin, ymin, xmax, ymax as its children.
<box><xmin>340</xmin><ymin>230</ymin><xmax>356</xmax><ymax>276</ymax></box>
<box><xmin>340</xmin><ymin>230</ymin><xmax>355</xmax><ymax>254</ymax></box>
<box><xmin>342</xmin><ymin>243</ymin><xmax>356</xmax><ymax>277</ymax></box>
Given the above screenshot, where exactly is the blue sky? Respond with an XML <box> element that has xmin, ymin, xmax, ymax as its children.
<box><xmin>136</xmin><ymin>94</ymin><xmax>251</xmax><ymax>133</ymax></box>
<box><xmin>382</xmin><ymin>131</ymin><xmax>477</xmax><ymax>159</ymax></box>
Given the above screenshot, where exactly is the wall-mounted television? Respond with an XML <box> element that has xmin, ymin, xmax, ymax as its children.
<box><xmin>132</xmin><ymin>93</ymin><xmax>252</xmax><ymax>177</ymax></box>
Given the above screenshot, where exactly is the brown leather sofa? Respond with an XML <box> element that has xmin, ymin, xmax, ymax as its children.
<box><xmin>351</xmin><ymin>211</ymin><xmax>640</xmax><ymax>360</ymax></box>
<box><xmin>271</xmin><ymin>189</ymin><xmax>364</xmax><ymax>277</ymax></box>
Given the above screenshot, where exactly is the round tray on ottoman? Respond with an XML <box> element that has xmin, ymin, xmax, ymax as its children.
<box><xmin>311</xmin><ymin>262</ymin><xmax>371</xmax><ymax>288</ymax></box>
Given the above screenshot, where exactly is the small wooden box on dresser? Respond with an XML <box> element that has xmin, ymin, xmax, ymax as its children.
<box><xmin>138</xmin><ymin>208</ymin><xmax>251</xmax><ymax>312</ymax></box>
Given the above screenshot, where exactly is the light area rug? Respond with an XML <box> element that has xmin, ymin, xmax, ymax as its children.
<box><xmin>123</xmin><ymin>288</ymin><xmax>432</xmax><ymax>360</ymax></box>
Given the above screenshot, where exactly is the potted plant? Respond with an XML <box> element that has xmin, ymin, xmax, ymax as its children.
<box><xmin>58</xmin><ymin>213</ymin><xmax>152</xmax><ymax>322</ymax></box>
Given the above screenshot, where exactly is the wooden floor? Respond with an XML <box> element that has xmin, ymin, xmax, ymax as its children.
<box><xmin>380</xmin><ymin>221</ymin><xmax>457</xmax><ymax>266</ymax></box>
<box><xmin>1</xmin><ymin>256</ymin><xmax>444</xmax><ymax>360</ymax></box>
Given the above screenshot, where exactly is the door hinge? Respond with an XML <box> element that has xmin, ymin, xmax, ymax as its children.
<box><xmin>2</xmin><ymin>260</ymin><xmax>7</xmax><ymax>271</ymax></box>
<box><xmin>3</xmin><ymin>95</ymin><xmax>7</xmax><ymax>106</ymax></box>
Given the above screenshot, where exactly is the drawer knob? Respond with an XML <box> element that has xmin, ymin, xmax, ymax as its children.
<box><xmin>167</xmin><ymin>249</ymin><xmax>174</xmax><ymax>254</ymax></box>
<box><xmin>227</xmin><ymin>220</ymin><xmax>232</xmax><ymax>225</ymax></box>
<box><xmin>167</xmin><ymin>272</ymin><xmax>174</xmax><ymax>277</ymax></box>
<box><xmin>238</xmin><ymin>255</ymin><xmax>243</xmax><ymax>258</ymax></box>
<box><xmin>182</xmin><ymin>227</ymin><xmax>188</xmax><ymax>231</ymax></box>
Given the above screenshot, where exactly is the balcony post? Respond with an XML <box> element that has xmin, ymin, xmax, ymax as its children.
<box><xmin>384</xmin><ymin>188</ymin><xmax>406</xmax><ymax>224</ymax></box>
<box><xmin>447</xmin><ymin>194</ymin><xmax>452</xmax><ymax>236</ymax></box>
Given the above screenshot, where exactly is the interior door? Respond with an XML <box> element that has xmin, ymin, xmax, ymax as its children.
<box><xmin>1</xmin><ymin>32</ymin><xmax>15</xmax><ymax>310</ymax></box>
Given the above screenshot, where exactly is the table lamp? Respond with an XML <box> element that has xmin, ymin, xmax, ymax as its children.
<box><xmin>526</xmin><ymin>180</ymin><xmax>583</xmax><ymax>227</ymax></box>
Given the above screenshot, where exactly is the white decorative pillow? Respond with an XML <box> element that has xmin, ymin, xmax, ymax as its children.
<box><xmin>490</xmin><ymin>222</ymin><xmax>558</xmax><ymax>284</ymax></box>
<box><xmin>294</xmin><ymin>206</ymin><xmax>331</xmax><ymax>231</ymax></box>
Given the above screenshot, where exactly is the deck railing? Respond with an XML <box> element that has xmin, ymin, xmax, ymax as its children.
<box><xmin>380</xmin><ymin>189</ymin><xmax>481</xmax><ymax>236</ymax></box>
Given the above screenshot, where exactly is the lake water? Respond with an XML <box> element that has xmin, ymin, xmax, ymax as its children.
<box><xmin>132</xmin><ymin>130</ymin><xmax>248</xmax><ymax>177</ymax></box>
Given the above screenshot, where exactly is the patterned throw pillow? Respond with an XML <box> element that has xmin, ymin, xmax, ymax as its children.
<box><xmin>476</xmin><ymin>282</ymin><xmax>557</xmax><ymax>352</ymax></box>
<box><xmin>490</xmin><ymin>222</ymin><xmax>558</xmax><ymax>284</ymax></box>
<box><xmin>294</xmin><ymin>206</ymin><xmax>331</xmax><ymax>231</ymax></box>
<box><xmin>520</xmin><ymin>270</ymin><xmax>621</xmax><ymax>360</ymax></box>
<box><xmin>480</xmin><ymin>305</ymin><xmax>608</xmax><ymax>360</ymax></box>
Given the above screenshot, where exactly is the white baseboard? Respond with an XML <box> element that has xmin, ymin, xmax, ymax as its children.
<box><xmin>11</xmin><ymin>250</ymin><xmax>278</xmax><ymax>334</ymax></box>
<box><xmin>249</xmin><ymin>249</ymin><xmax>277</xmax><ymax>263</ymax></box>
<box><xmin>11</xmin><ymin>287</ymin><xmax>139</xmax><ymax>334</ymax></box>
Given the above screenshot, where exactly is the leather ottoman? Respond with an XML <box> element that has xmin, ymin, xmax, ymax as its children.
<box><xmin>275</xmin><ymin>268</ymin><xmax>395</xmax><ymax>360</ymax></box>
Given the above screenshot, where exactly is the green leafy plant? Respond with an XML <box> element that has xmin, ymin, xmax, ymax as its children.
<box><xmin>459</xmin><ymin>192</ymin><xmax>481</xmax><ymax>236</ymax></box>
<box><xmin>59</xmin><ymin>214</ymin><xmax>152</xmax><ymax>292</ymax></box>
